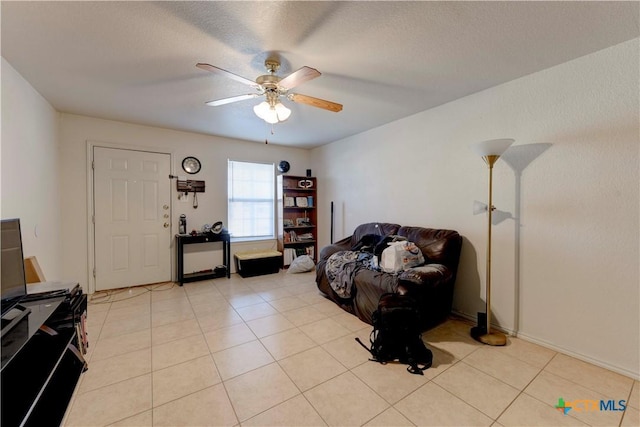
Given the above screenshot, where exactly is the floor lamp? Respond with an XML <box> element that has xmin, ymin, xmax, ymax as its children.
<box><xmin>470</xmin><ymin>138</ymin><xmax>514</xmax><ymax>346</ymax></box>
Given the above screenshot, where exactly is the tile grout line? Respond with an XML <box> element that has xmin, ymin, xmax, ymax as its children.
<box><xmin>618</xmin><ymin>380</ymin><xmax>637</xmax><ymax>427</ymax></box>
<box><xmin>148</xmin><ymin>287</ymin><xmax>154</xmax><ymax>427</ymax></box>
<box><xmin>226</xmin><ymin>277</ymin><xmax>323</xmax><ymax>425</ymax></box>
<box><xmin>544</xmin><ymin>356</ymin><xmax>636</xmax><ymax>400</ymax></box>
<box><xmin>442</xmin><ymin>330</ymin><xmax>625</xmax><ymax>425</ymax></box>
<box><xmin>84</xmin><ymin>292</ymin><xmax>482</xmax><ymax>425</ymax></box>
<box><xmin>226</xmin><ymin>275</ymin><xmax>376</xmax><ymax>426</ymax></box>
<box><xmin>83</xmin><ymin>289</ymin><xmax>154</xmax><ymax>426</ymax></box>
<box><xmin>203</xmin><ymin>277</ymin><xmax>323</xmax><ymax>425</ymax></box>
<box><xmin>192</xmin><ymin>279</ymin><xmax>243</xmax><ymax>426</ymax></box>
<box><xmin>487</xmin><ymin>348</ymin><xmax>558</xmax><ymax>424</ymax></box>
<box><xmin>85</xmin><ymin>273</ymin><xmax>632</xmax><ymax>426</ymax></box>
<box><xmin>488</xmin><ymin>351</ymin><xmax>618</xmax><ymax>426</ymax></box>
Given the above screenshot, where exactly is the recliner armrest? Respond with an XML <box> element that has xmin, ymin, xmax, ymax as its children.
<box><xmin>397</xmin><ymin>264</ymin><xmax>452</xmax><ymax>294</ymax></box>
<box><xmin>318</xmin><ymin>236</ymin><xmax>352</xmax><ymax>261</ymax></box>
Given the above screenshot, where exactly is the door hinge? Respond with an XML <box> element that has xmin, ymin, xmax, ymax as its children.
<box><xmin>92</xmin><ymin>161</ymin><xmax>95</xmax><ymax>170</ymax></box>
<box><xmin>93</xmin><ymin>267</ymin><xmax>96</xmax><ymax>278</ymax></box>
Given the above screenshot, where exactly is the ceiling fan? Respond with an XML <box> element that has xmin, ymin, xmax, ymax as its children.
<box><xmin>196</xmin><ymin>59</ymin><xmax>343</xmax><ymax>124</ymax></box>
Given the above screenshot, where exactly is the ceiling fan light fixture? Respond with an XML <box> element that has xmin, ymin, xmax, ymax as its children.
<box><xmin>274</xmin><ymin>102</ymin><xmax>291</xmax><ymax>122</ymax></box>
<box><xmin>264</xmin><ymin>112</ymin><xmax>279</xmax><ymax>124</ymax></box>
<box><xmin>253</xmin><ymin>101</ymin><xmax>271</xmax><ymax>120</ymax></box>
<box><xmin>253</xmin><ymin>100</ymin><xmax>290</xmax><ymax>124</ymax></box>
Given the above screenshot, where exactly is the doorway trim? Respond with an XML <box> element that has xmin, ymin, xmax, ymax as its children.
<box><xmin>86</xmin><ymin>140</ymin><xmax>174</xmax><ymax>294</ymax></box>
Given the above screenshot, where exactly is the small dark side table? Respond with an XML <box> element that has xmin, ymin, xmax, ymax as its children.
<box><xmin>176</xmin><ymin>233</ymin><xmax>231</xmax><ymax>284</ymax></box>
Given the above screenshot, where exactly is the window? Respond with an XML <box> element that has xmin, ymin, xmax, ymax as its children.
<box><xmin>227</xmin><ymin>160</ymin><xmax>275</xmax><ymax>240</ymax></box>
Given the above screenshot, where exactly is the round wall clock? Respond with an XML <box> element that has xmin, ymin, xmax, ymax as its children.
<box><xmin>182</xmin><ymin>156</ymin><xmax>201</xmax><ymax>174</ymax></box>
<box><xmin>278</xmin><ymin>160</ymin><xmax>290</xmax><ymax>173</ymax></box>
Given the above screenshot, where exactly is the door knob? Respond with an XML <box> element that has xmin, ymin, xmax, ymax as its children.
<box><xmin>163</xmin><ymin>223</ymin><xmax>169</xmax><ymax>228</ymax></box>
<box><xmin>163</xmin><ymin>205</ymin><xmax>169</xmax><ymax>210</ymax></box>
<box><xmin>163</xmin><ymin>214</ymin><xmax>169</xmax><ymax>218</ymax></box>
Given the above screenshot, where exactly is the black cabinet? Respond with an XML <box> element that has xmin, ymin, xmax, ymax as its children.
<box><xmin>1</xmin><ymin>292</ymin><xmax>87</xmax><ymax>427</ymax></box>
<box><xmin>176</xmin><ymin>233</ymin><xmax>231</xmax><ymax>284</ymax></box>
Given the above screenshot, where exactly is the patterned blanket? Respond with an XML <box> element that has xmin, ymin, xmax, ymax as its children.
<box><xmin>325</xmin><ymin>251</ymin><xmax>376</xmax><ymax>298</ymax></box>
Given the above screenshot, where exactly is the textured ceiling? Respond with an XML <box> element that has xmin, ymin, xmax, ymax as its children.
<box><xmin>2</xmin><ymin>1</ymin><xmax>638</xmax><ymax>148</ymax></box>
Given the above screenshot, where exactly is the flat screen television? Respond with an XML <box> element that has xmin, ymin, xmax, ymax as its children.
<box><xmin>1</xmin><ymin>218</ymin><xmax>31</xmax><ymax>336</ymax></box>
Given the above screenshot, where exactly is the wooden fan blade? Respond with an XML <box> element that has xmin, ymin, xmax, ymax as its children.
<box><xmin>288</xmin><ymin>93</ymin><xmax>343</xmax><ymax>112</ymax></box>
<box><xmin>278</xmin><ymin>66</ymin><xmax>321</xmax><ymax>90</ymax></box>
<box><xmin>205</xmin><ymin>94</ymin><xmax>259</xmax><ymax>106</ymax></box>
<box><xmin>196</xmin><ymin>63</ymin><xmax>258</xmax><ymax>87</ymax></box>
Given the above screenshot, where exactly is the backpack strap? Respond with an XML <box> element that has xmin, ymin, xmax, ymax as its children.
<box><xmin>407</xmin><ymin>363</ymin><xmax>430</xmax><ymax>375</ymax></box>
<box><xmin>354</xmin><ymin>337</ymin><xmax>386</xmax><ymax>364</ymax></box>
<box><xmin>405</xmin><ymin>342</ymin><xmax>433</xmax><ymax>375</ymax></box>
<box><xmin>355</xmin><ymin>337</ymin><xmax>370</xmax><ymax>354</ymax></box>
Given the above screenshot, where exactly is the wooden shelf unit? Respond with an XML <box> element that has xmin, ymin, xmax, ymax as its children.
<box><xmin>277</xmin><ymin>175</ymin><xmax>317</xmax><ymax>267</ymax></box>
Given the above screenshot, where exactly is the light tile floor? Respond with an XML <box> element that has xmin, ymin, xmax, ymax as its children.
<box><xmin>64</xmin><ymin>271</ymin><xmax>639</xmax><ymax>427</ymax></box>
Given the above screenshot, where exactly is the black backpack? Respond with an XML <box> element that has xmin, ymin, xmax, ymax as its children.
<box><xmin>356</xmin><ymin>293</ymin><xmax>433</xmax><ymax>375</ymax></box>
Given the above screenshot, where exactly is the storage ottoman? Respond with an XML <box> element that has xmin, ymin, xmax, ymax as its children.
<box><xmin>234</xmin><ymin>250</ymin><xmax>282</xmax><ymax>277</ymax></box>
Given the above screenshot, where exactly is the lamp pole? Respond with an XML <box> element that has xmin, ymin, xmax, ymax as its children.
<box><xmin>484</xmin><ymin>155</ymin><xmax>498</xmax><ymax>338</ymax></box>
<box><xmin>470</xmin><ymin>139</ymin><xmax>513</xmax><ymax>346</ymax></box>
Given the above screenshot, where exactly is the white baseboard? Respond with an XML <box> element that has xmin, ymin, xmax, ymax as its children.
<box><xmin>514</xmin><ymin>331</ymin><xmax>639</xmax><ymax>381</ymax></box>
<box><xmin>451</xmin><ymin>310</ymin><xmax>639</xmax><ymax>381</ymax></box>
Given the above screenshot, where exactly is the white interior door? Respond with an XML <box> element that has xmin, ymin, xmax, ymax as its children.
<box><xmin>93</xmin><ymin>147</ymin><xmax>171</xmax><ymax>291</ymax></box>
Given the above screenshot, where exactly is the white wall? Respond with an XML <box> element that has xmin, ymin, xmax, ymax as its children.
<box><xmin>1</xmin><ymin>57</ymin><xmax>62</xmax><ymax>280</ymax></box>
<box><xmin>58</xmin><ymin>114</ymin><xmax>311</xmax><ymax>290</ymax></box>
<box><xmin>311</xmin><ymin>39</ymin><xmax>639</xmax><ymax>379</ymax></box>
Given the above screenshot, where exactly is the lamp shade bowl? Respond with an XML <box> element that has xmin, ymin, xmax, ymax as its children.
<box><xmin>471</xmin><ymin>138</ymin><xmax>515</xmax><ymax>157</ymax></box>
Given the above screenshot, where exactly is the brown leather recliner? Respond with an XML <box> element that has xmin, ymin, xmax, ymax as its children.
<box><xmin>316</xmin><ymin>222</ymin><xmax>462</xmax><ymax>330</ymax></box>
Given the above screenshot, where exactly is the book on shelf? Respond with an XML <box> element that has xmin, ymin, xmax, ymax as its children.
<box><xmin>305</xmin><ymin>246</ymin><xmax>315</xmax><ymax>258</ymax></box>
<box><xmin>284</xmin><ymin>196</ymin><xmax>295</xmax><ymax>207</ymax></box>
<box><xmin>292</xmin><ymin>246</ymin><xmax>315</xmax><ymax>258</ymax></box>
<box><xmin>284</xmin><ymin>248</ymin><xmax>297</xmax><ymax>265</ymax></box>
